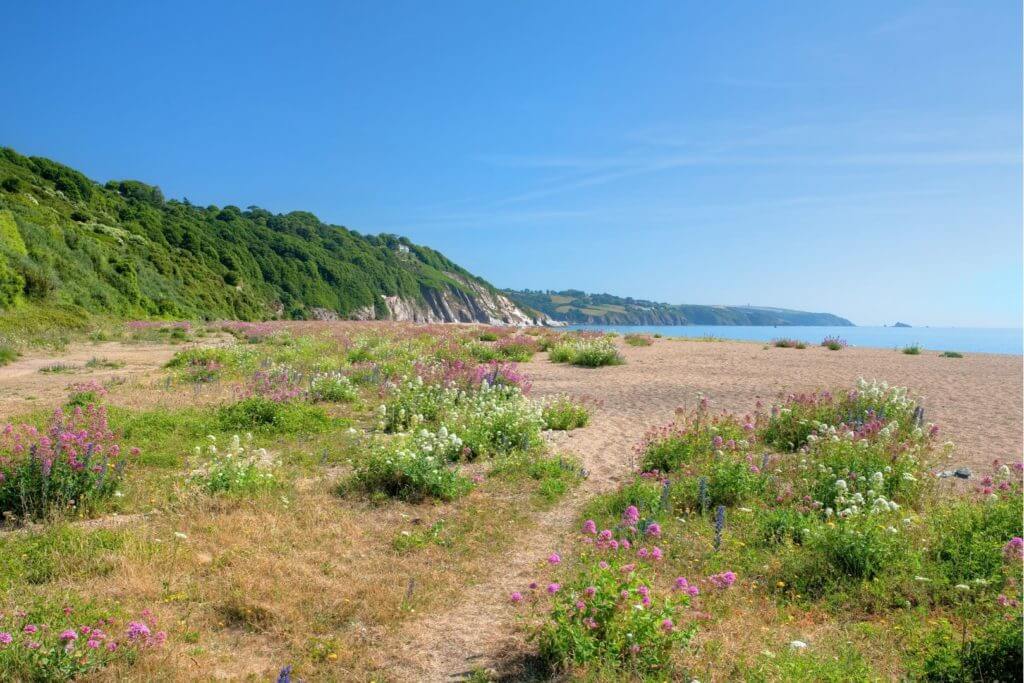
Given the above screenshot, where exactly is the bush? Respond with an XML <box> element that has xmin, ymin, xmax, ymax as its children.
<box><xmin>190</xmin><ymin>434</ymin><xmax>279</xmax><ymax>495</ymax></box>
<box><xmin>916</xmin><ymin>614</ymin><xmax>1023</xmax><ymax>682</ymax></box>
<box><xmin>0</xmin><ymin>406</ymin><xmax>136</xmax><ymax>520</ymax></box>
<box><xmin>821</xmin><ymin>336</ymin><xmax>847</xmax><ymax>351</ymax></box>
<box><xmin>549</xmin><ymin>337</ymin><xmax>624</xmax><ymax>367</ymax></box>
<box><xmin>541</xmin><ymin>395</ymin><xmax>592</xmax><ymax>431</ymax></box>
<box><xmin>217</xmin><ymin>397</ymin><xmax>329</xmax><ymax>434</ymax></box>
<box><xmin>349</xmin><ymin>430</ymin><xmax>471</xmax><ymax>502</ymax></box>
<box><xmin>902</xmin><ymin>344</ymin><xmax>922</xmax><ymax>355</ymax></box>
<box><xmin>515</xmin><ymin>533</ymin><xmax>696</xmax><ymax>676</ymax></box>
<box><xmin>926</xmin><ymin>493</ymin><xmax>1022</xmax><ymax>586</ymax></box>
<box><xmin>308</xmin><ymin>372</ymin><xmax>357</xmax><ymax>403</ymax></box>
<box><xmin>939</xmin><ymin>351</ymin><xmax>964</xmax><ymax>358</ymax></box>
<box><xmin>624</xmin><ymin>334</ymin><xmax>653</xmax><ymax>347</ymax></box>
<box><xmin>773</xmin><ymin>338</ymin><xmax>807</xmax><ymax>349</ymax></box>
<box><xmin>638</xmin><ymin>412</ymin><xmax>750</xmax><ymax>473</ymax></box>
<box><xmin>0</xmin><ymin>345</ymin><xmax>17</xmax><ymax>366</ymax></box>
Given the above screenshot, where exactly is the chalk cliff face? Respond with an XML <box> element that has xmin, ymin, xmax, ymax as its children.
<box><xmin>372</xmin><ymin>275</ymin><xmax>552</xmax><ymax>326</ymax></box>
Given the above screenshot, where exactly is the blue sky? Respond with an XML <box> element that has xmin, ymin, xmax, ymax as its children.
<box><xmin>2</xmin><ymin>1</ymin><xmax>1020</xmax><ymax>326</ymax></box>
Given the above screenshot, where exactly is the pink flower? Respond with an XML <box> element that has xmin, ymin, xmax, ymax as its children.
<box><xmin>106</xmin><ymin>642</ymin><xmax>118</xmax><ymax>652</ymax></box>
<box><xmin>126</xmin><ymin>621</ymin><xmax>151</xmax><ymax>640</ymax></box>
<box><xmin>575</xmin><ymin>600</ymin><xmax>587</xmax><ymax>612</ymax></box>
<box><xmin>622</xmin><ymin>505</ymin><xmax>640</xmax><ymax>525</ymax></box>
<box><xmin>509</xmin><ymin>592</ymin><xmax>523</xmax><ymax>604</ymax></box>
<box><xmin>1003</xmin><ymin>537</ymin><xmax>1024</xmax><ymax>561</ymax></box>
<box><xmin>86</xmin><ymin>639</ymin><xmax>101</xmax><ymax>649</ymax></box>
<box><xmin>630</xmin><ymin>644</ymin><xmax>641</xmax><ymax>654</ymax></box>
<box><xmin>548</xmin><ymin>553</ymin><xmax>561</xmax><ymax>565</ymax></box>
<box><xmin>651</xmin><ymin>546</ymin><xmax>663</xmax><ymax>561</ymax></box>
<box><xmin>661</xmin><ymin>618</ymin><xmax>674</xmax><ymax>633</ymax></box>
<box><xmin>582</xmin><ymin>520</ymin><xmax>597</xmax><ymax>535</ymax></box>
<box><xmin>60</xmin><ymin>629</ymin><xmax>77</xmax><ymax>641</ymax></box>
<box><xmin>547</xmin><ymin>583</ymin><xmax>561</xmax><ymax>594</ymax></box>
<box><xmin>584</xmin><ymin>586</ymin><xmax>597</xmax><ymax>598</ymax></box>
<box><xmin>645</xmin><ymin>522</ymin><xmax>661</xmax><ymax>537</ymax></box>
<box><xmin>637</xmin><ymin>547</ymin><xmax>650</xmax><ymax>559</ymax></box>
<box><xmin>708</xmin><ymin>571</ymin><xmax>737</xmax><ymax>589</ymax></box>
<box><xmin>22</xmin><ymin>625</ymin><xmax>37</xmax><ymax>634</ymax></box>
<box><xmin>0</xmin><ymin>632</ymin><xmax>11</xmax><ymax>645</ymax></box>
<box><xmin>598</xmin><ymin>561</ymin><xmax>609</xmax><ymax>570</ymax></box>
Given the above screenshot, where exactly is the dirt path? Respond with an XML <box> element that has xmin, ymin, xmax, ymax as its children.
<box><xmin>384</xmin><ymin>340</ymin><xmax>1022</xmax><ymax>681</ymax></box>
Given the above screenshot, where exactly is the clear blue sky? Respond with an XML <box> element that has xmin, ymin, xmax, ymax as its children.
<box><xmin>2</xmin><ymin>1</ymin><xmax>1020</xmax><ymax>326</ymax></box>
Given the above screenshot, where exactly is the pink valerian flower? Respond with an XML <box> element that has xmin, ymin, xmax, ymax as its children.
<box><xmin>548</xmin><ymin>553</ymin><xmax>561</xmax><ymax>565</ymax></box>
<box><xmin>622</xmin><ymin>505</ymin><xmax>640</xmax><ymax>526</ymax></box>
<box><xmin>629</xmin><ymin>644</ymin><xmax>641</xmax><ymax>654</ymax></box>
<box><xmin>126</xmin><ymin>621</ymin><xmax>151</xmax><ymax>640</ymax></box>
<box><xmin>23</xmin><ymin>624</ymin><xmax>37</xmax><ymax>634</ymax></box>
<box><xmin>509</xmin><ymin>592</ymin><xmax>523</xmax><ymax>604</ymax></box>
<box><xmin>661</xmin><ymin>618</ymin><xmax>674</xmax><ymax>633</ymax></box>
<box><xmin>546</xmin><ymin>583</ymin><xmax>561</xmax><ymax>594</ymax></box>
<box><xmin>637</xmin><ymin>547</ymin><xmax>650</xmax><ymax>559</ymax></box>
<box><xmin>582</xmin><ymin>519</ymin><xmax>597</xmax><ymax>535</ymax></box>
<box><xmin>584</xmin><ymin>586</ymin><xmax>597</xmax><ymax>598</ymax></box>
<box><xmin>106</xmin><ymin>641</ymin><xmax>118</xmax><ymax>652</ymax></box>
<box><xmin>674</xmin><ymin>576</ymin><xmax>700</xmax><ymax>596</ymax></box>
<box><xmin>575</xmin><ymin>600</ymin><xmax>587</xmax><ymax>612</ymax></box>
<box><xmin>709</xmin><ymin>571</ymin><xmax>737</xmax><ymax>589</ymax></box>
<box><xmin>651</xmin><ymin>546</ymin><xmax>663</xmax><ymax>561</ymax></box>
<box><xmin>1003</xmin><ymin>537</ymin><xmax>1024</xmax><ymax>561</ymax></box>
<box><xmin>645</xmin><ymin>522</ymin><xmax>661</xmax><ymax>537</ymax></box>
<box><xmin>0</xmin><ymin>632</ymin><xmax>11</xmax><ymax>645</ymax></box>
<box><xmin>86</xmin><ymin>639</ymin><xmax>101</xmax><ymax>649</ymax></box>
<box><xmin>59</xmin><ymin>629</ymin><xmax>77</xmax><ymax>641</ymax></box>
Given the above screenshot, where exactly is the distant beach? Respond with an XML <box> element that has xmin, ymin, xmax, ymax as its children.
<box><xmin>569</xmin><ymin>324</ymin><xmax>1024</xmax><ymax>355</ymax></box>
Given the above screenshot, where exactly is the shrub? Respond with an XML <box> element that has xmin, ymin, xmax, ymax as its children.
<box><xmin>450</xmin><ymin>384</ymin><xmax>544</xmax><ymax>458</ymax></box>
<box><xmin>0</xmin><ymin>345</ymin><xmax>18</xmax><ymax>366</ymax></box>
<box><xmin>549</xmin><ymin>337</ymin><xmax>624</xmax><ymax>368</ymax></box>
<box><xmin>217</xmin><ymin>397</ymin><xmax>329</xmax><ymax>434</ymax></box>
<box><xmin>916</xmin><ymin>613</ymin><xmax>1023</xmax><ymax>682</ymax></box>
<box><xmin>902</xmin><ymin>344</ymin><xmax>922</xmax><ymax>355</ymax></box>
<box><xmin>541</xmin><ymin>395</ymin><xmax>592</xmax><ymax>431</ymax></box>
<box><xmin>490</xmin><ymin>452</ymin><xmax>583</xmax><ymax>505</ymax></box>
<box><xmin>940</xmin><ymin>351</ymin><xmax>964</xmax><ymax>358</ymax></box>
<box><xmin>477</xmin><ymin>331</ymin><xmax>499</xmax><ymax>342</ymax></box>
<box><xmin>0</xmin><ymin>406</ymin><xmax>137</xmax><ymax>520</ymax></box>
<box><xmin>190</xmin><ymin>434</ymin><xmax>279</xmax><ymax>495</ymax></box>
<box><xmin>624</xmin><ymin>334</ymin><xmax>653</xmax><ymax>347</ymax></box>
<box><xmin>308</xmin><ymin>372</ymin><xmax>357</xmax><ymax>403</ymax></box>
<box><xmin>581</xmin><ymin>478</ymin><xmax>664</xmax><ymax>529</ymax></box>
<box><xmin>349</xmin><ymin>430</ymin><xmax>472</xmax><ymax>501</ymax></box>
<box><xmin>821</xmin><ymin>336</ymin><xmax>847</xmax><ymax>351</ymax></box>
<box><xmin>38</xmin><ymin>363</ymin><xmax>76</xmax><ymax>374</ymax></box>
<box><xmin>926</xmin><ymin>491</ymin><xmax>1022</xmax><ymax>586</ymax></box>
<box><xmin>637</xmin><ymin>411</ymin><xmax>751</xmax><ymax>473</ymax></box>
<box><xmin>773</xmin><ymin>338</ymin><xmax>807</xmax><ymax>349</ymax></box>
<box><xmin>513</xmin><ymin>533</ymin><xmax>697</xmax><ymax>676</ymax></box>
<box><xmin>678</xmin><ymin>456</ymin><xmax>766</xmax><ymax>508</ymax></box>
<box><xmin>84</xmin><ymin>356</ymin><xmax>124</xmax><ymax>369</ymax></box>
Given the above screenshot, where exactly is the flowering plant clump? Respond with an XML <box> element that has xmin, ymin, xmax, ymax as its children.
<box><xmin>237</xmin><ymin>367</ymin><xmax>306</xmax><ymax>403</ymax></box>
<box><xmin>0</xmin><ymin>608</ymin><xmax>165</xmax><ymax>680</ymax></box>
<box><xmin>541</xmin><ymin>394</ymin><xmax>595</xmax><ymax>431</ymax></box>
<box><xmin>216</xmin><ymin>320</ymin><xmax>276</xmax><ymax>342</ymax></box>
<box><xmin>308</xmin><ymin>372</ymin><xmax>357</xmax><ymax>403</ymax></box>
<box><xmin>511</xmin><ymin>527</ymin><xmax>703</xmax><ymax>675</ymax></box>
<box><xmin>636</xmin><ymin>409</ymin><xmax>753</xmax><ymax>474</ymax></box>
<box><xmin>821</xmin><ymin>336</ymin><xmax>848</xmax><ymax>350</ymax></box>
<box><xmin>0</xmin><ymin>406</ymin><xmax>138</xmax><ymax>520</ymax></box>
<box><xmin>351</xmin><ymin>429</ymin><xmax>472</xmax><ymax>501</ymax></box>
<box><xmin>548</xmin><ymin>337</ymin><xmax>624</xmax><ymax>368</ymax></box>
<box><xmin>190</xmin><ymin>434</ymin><xmax>279</xmax><ymax>495</ymax></box>
<box><xmin>760</xmin><ymin>379</ymin><xmax>923</xmax><ymax>451</ymax></box>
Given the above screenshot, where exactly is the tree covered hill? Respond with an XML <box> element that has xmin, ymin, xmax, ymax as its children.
<box><xmin>505</xmin><ymin>289</ymin><xmax>853</xmax><ymax>326</ymax></box>
<box><xmin>0</xmin><ymin>147</ymin><xmax>539</xmax><ymax>327</ymax></box>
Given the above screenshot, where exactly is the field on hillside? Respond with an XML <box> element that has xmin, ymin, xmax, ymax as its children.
<box><xmin>0</xmin><ymin>322</ymin><xmax>1020</xmax><ymax>682</ymax></box>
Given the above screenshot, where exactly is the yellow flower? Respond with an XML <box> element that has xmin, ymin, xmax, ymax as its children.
<box><xmin>327</xmin><ymin>653</ymin><xmax>338</xmax><ymax>661</ymax></box>
<box><xmin>776</xmin><ymin>580</ymin><xmax>786</xmax><ymax>588</ymax></box>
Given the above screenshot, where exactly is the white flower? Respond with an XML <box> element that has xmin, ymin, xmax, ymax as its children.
<box><xmin>790</xmin><ymin>640</ymin><xmax>808</xmax><ymax>650</ymax></box>
<box><xmin>174</xmin><ymin>532</ymin><xmax>188</xmax><ymax>540</ymax></box>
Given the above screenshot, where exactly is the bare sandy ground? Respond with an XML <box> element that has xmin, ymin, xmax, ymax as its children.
<box><xmin>387</xmin><ymin>339</ymin><xmax>1022</xmax><ymax>681</ymax></box>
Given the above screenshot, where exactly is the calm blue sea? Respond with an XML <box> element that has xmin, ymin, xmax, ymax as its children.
<box><xmin>567</xmin><ymin>325</ymin><xmax>1024</xmax><ymax>355</ymax></box>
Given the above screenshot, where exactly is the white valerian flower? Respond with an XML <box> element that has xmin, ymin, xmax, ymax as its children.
<box><xmin>790</xmin><ymin>640</ymin><xmax>808</xmax><ymax>650</ymax></box>
<box><xmin>954</xmin><ymin>584</ymin><xmax>971</xmax><ymax>592</ymax></box>
<box><xmin>835</xmin><ymin>479</ymin><xmax>848</xmax><ymax>492</ymax></box>
<box><xmin>174</xmin><ymin>532</ymin><xmax>188</xmax><ymax>540</ymax></box>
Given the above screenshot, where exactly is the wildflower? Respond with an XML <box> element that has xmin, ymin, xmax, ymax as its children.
<box><xmin>87</xmin><ymin>639</ymin><xmax>101</xmax><ymax>649</ymax></box>
<box><xmin>790</xmin><ymin>640</ymin><xmax>808</xmax><ymax>650</ymax></box>
<box><xmin>584</xmin><ymin>586</ymin><xmax>597</xmax><ymax>598</ymax></box>
<box><xmin>709</xmin><ymin>571</ymin><xmax>737</xmax><ymax>589</ymax></box>
<box><xmin>60</xmin><ymin>629</ymin><xmax>77</xmax><ymax>641</ymax></box>
<box><xmin>582</xmin><ymin>519</ymin><xmax>597</xmax><ymax>535</ymax></box>
<box><xmin>651</xmin><ymin>546</ymin><xmax>663</xmax><ymax>560</ymax></box>
<box><xmin>0</xmin><ymin>633</ymin><xmax>11</xmax><ymax>645</ymax></box>
<box><xmin>548</xmin><ymin>552</ymin><xmax>561</xmax><ymax>565</ymax></box>
<box><xmin>174</xmin><ymin>532</ymin><xmax>188</xmax><ymax>540</ymax></box>
<box><xmin>646</xmin><ymin>522</ymin><xmax>661</xmax><ymax>537</ymax></box>
<box><xmin>1003</xmin><ymin>537</ymin><xmax>1023</xmax><ymax>561</ymax></box>
<box><xmin>954</xmin><ymin>584</ymin><xmax>971</xmax><ymax>592</ymax></box>
<box><xmin>107</xmin><ymin>641</ymin><xmax>118</xmax><ymax>652</ymax></box>
<box><xmin>598</xmin><ymin>561</ymin><xmax>609</xmax><ymax>570</ymax></box>
<box><xmin>529</xmin><ymin>582</ymin><xmax>538</xmax><ymax>590</ymax></box>
<box><xmin>622</xmin><ymin>505</ymin><xmax>640</xmax><ymax>526</ymax></box>
<box><xmin>546</xmin><ymin>583</ymin><xmax>560</xmax><ymax>594</ymax></box>
<box><xmin>126</xmin><ymin>621</ymin><xmax>151</xmax><ymax>640</ymax></box>
<box><xmin>509</xmin><ymin>592</ymin><xmax>523</xmax><ymax>604</ymax></box>
<box><xmin>23</xmin><ymin>625</ymin><xmax>37</xmax><ymax>634</ymax></box>
<box><xmin>630</xmin><ymin>644</ymin><xmax>641</xmax><ymax>654</ymax></box>
<box><xmin>661</xmin><ymin>618</ymin><xmax>674</xmax><ymax>633</ymax></box>
<box><xmin>575</xmin><ymin>600</ymin><xmax>587</xmax><ymax>612</ymax></box>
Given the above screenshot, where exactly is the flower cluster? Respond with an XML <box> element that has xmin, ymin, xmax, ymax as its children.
<box><xmin>190</xmin><ymin>434</ymin><xmax>279</xmax><ymax>495</ymax></box>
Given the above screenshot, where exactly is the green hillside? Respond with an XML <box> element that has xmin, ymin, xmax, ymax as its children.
<box><xmin>0</xmin><ymin>147</ymin><xmax>520</xmax><ymax>335</ymax></box>
<box><xmin>506</xmin><ymin>289</ymin><xmax>853</xmax><ymax>326</ymax></box>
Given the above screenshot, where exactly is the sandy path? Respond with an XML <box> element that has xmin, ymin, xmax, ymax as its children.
<box><xmin>0</xmin><ymin>341</ymin><xmax>185</xmax><ymax>418</ymax></box>
<box><xmin>385</xmin><ymin>339</ymin><xmax>1022</xmax><ymax>681</ymax></box>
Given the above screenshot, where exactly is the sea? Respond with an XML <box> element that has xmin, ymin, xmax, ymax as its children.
<box><xmin>566</xmin><ymin>325</ymin><xmax>1024</xmax><ymax>356</ymax></box>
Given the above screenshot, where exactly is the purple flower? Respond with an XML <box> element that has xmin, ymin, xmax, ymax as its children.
<box><xmin>0</xmin><ymin>632</ymin><xmax>11</xmax><ymax>645</ymax></box>
<box><xmin>126</xmin><ymin>620</ymin><xmax>151</xmax><ymax>640</ymax></box>
<box><xmin>548</xmin><ymin>553</ymin><xmax>561</xmax><ymax>565</ymax></box>
<box><xmin>709</xmin><ymin>570</ymin><xmax>737</xmax><ymax>589</ymax></box>
<box><xmin>621</xmin><ymin>505</ymin><xmax>640</xmax><ymax>525</ymax></box>
<box><xmin>60</xmin><ymin>629</ymin><xmax>77</xmax><ymax>641</ymax></box>
<box><xmin>645</xmin><ymin>522</ymin><xmax>661</xmax><ymax>537</ymax></box>
<box><xmin>1003</xmin><ymin>537</ymin><xmax>1023</xmax><ymax>561</ymax></box>
<box><xmin>584</xmin><ymin>586</ymin><xmax>597</xmax><ymax>598</ymax></box>
<box><xmin>509</xmin><ymin>592</ymin><xmax>523</xmax><ymax>604</ymax></box>
<box><xmin>582</xmin><ymin>519</ymin><xmax>597</xmax><ymax>535</ymax></box>
<box><xmin>661</xmin><ymin>618</ymin><xmax>674</xmax><ymax>633</ymax></box>
<box><xmin>546</xmin><ymin>583</ymin><xmax>561</xmax><ymax>594</ymax></box>
<box><xmin>86</xmin><ymin>639</ymin><xmax>101</xmax><ymax>649</ymax></box>
<box><xmin>22</xmin><ymin>625</ymin><xmax>37</xmax><ymax>634</ymax></box>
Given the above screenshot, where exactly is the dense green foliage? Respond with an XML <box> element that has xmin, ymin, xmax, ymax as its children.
<box><xmin>507</xmin><ymin>288</ymin><xmax>853</xmax><ymax>326</ymax></box>
<box><xmin>0</xmin><ymin>147</ymin><xmax>508</xmax><ymax>326</ymax></box>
